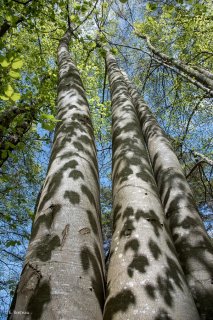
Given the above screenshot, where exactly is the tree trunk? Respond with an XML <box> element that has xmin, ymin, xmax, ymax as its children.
<box><xmin>0</xmin><ymin>18</ymin><xmax>24</xmax><ymax>38</ymax></box>
<box><xmin>0</xmin><ymin>113</ymin><xmax>33</xmax><ymax>168</ymax></box>
<box><xmin>122</xmin><ymin>71</ymin><xmax>213</xmax><ymax>319</ymax></box>
<box><xmin>0</xmin><ymin>104</ymin><xmax>36</xmax><ymax>168</ymax></box>
<box><xmin>137</xmin><ymin>34</ymin><xmax>213</xmax><ymax>97</ymax></box>
<box><xmin>103</xmin><ymin>51</ymin><xmax>199</xmax><ymax>320</ymax></box>
<box><xmin>8</xmin><ymin>29</ymin><xmax>105</xmax><ymax>320</ymax></box>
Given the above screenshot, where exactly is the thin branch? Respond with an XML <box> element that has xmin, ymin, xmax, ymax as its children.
<box><xmin>66</xmin><ymin>1</ymin><xmax>71</xmax><ymax>29</ymax></box>
<box><xmin>179</xmin><ymin>97</ymin><xmax>204</xmax><ymax>146</ymax></box>
<box><xmin>73</xmin><ymin>0</ymin><xmax>99</xmax><ymax>32</ymax></box>
<box><xmin>11</xmin><ymin>0</ymin><xmax>32</xmax><ymax>4</ymax></box>
<box><xmin>102</xmin><ymin>59</ymin><xmax>107</xmax><ymax>104</ymax></box>
<box><xmin>186</xmin><ymin>161</ymin><xmax>204</xmax><ymax>179</ymax></box>
<box><xmin>191</xmin><ymin>150</ymin><xmax>213</xmax><ymax>166</ymax></box>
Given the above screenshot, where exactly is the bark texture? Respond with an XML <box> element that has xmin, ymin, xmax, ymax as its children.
<box><xmin>8</xmin><ymin>29</ymin><xmax>105</xmax><ymax>320</ymax></box>
<box><xmin>103</xmin><ymin>51</ymin><xmax>199</xmax><ymax>320</ymax></box>
<box><xmin>122</xmin><ymin>71</ymin><xmax>213</xmax><ymax>319</ymax></box>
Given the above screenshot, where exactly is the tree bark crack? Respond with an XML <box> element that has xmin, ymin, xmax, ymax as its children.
<box><xmin>60</xmin><ymin>224</ymin><xmax>70</xmax><ymax>249</ymax></box>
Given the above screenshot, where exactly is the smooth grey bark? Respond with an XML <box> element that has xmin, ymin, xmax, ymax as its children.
<box><xmin>8</xmin><ymin>29</ymin><xmax>105</xmax><ymax>320</ymax></box>
<box><xmin>122</xmin><ymin>71</ymin><xmax>213</xmax><ymax>319</ymax></box>
<box><xmin>103</xmin><ymin>51</ymin><xmax>199</xmax><ymax>320</ymax></box>
<box><xmin>137</xmin><ymin>34</ymin><xmax>213</xmax><ymax>97</ymax></box>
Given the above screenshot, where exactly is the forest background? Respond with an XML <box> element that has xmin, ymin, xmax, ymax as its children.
<box><xmin>0</xmin><ymin>0</ymin><xmax>212</xmax><ymax>318</ymax></box>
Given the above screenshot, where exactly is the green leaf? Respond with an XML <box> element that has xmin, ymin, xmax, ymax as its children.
<box><xmin>1</xmin><ymin>150</ymin><xmax>8</xmax><ymax>159</ymax></box>
<box><xmin>110</xmin><ymin>48</ymin><xmax>118</xmax><ymax>55</ymax></box>
<box><xmin>5</xmin><ymin>214</ymin><xmax>11</xmax><ymax>222</ymax></box>
<box><xmin>6</xmin><ymin>240</ymin><xmax>21</xmax><ymax>247</ymax></box>
<box><xmin>4</xmin><ymin>85</ymin><xmax>14</xmax><ymax>97</ymax></box>
<box><xmin>146</xmin><ymin>2</ymin><xmax>157</xmax><ymax>11</ymax></box>
<box><xmin>42</xmin><ymin>122</ymin><xmax>56</xmax><ymax>131</ymax></box>
<box><xmin>40</xmin><ymin>113</ymin><xmax>59</xmax><ymax>122</ymax></box>
<box><xmin>9</xmin><ymin>70</ymin><xmax>21</xmax><ymax>79</ymax></box>
<box><xmin>0</xmin><ymin>59</ymin><xmax>10</xmax><ymax>67</ymax></box>
<box><xmin>119</xmin><ymin>0</ymin><xmax>127</xmax><ymax>3</ymax></box>
<box><xmin>73</xmin><ymin>2</ymin><xmax>81</xmax><ymax>10</ymax></box>
<box><xmin>11</xmin><ymin>59</ymin><xmax>23</xmax><ymax>69</ymax></box>
<box><xmin>81</xmin><ymin>4</ymin><xmax>88</xmax><ymax>13</ymax></box>
<box><xmin>0</xmin><ymin>95</ymin><xmax>9</xmax><ymax>101</ymax></box>
<box><xmin>10</xmin><ymin>93</ymin><xmax>21</xmax><ymax>101</ymax></box>
<box><xmin>41</xmin><ymin>113</ymin><xmax>55</xmax><ymax>120</ymax></box>
<box><xmin>5</xmin><ymin>15</ymin><xmax>13</xmax><ymax>22</ymax></box>
<box><xmin>70</xmin><ymin>14</ymin><xmax>78</xmax><ymax>23</ymax></box>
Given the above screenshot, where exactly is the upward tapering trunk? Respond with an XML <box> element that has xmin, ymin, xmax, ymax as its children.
<box><xmin>122</xmin><ymin>71</ymin><xmax>213</xmax><ymax>319</ymax></box>
<box><xmin>103</xmin><ymin>51</ymin><xmax>199</xmax><ymax>320</ymax></box>
<box><xmin>8</xmin><ymin>29</ymin><xmax>105</xmax><ymax>320</ymax></box>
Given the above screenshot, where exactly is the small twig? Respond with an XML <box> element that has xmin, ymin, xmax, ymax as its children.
<box><xmin>186</xmin><ymin>161</ymin><xmax>204</xmax><ymax>179</ymax></box>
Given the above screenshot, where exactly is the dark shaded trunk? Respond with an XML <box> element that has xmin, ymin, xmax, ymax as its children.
<box><xmin>0</xmin><ymin>18</ymin><xmax>24</xmax><ymax>38</ymax></box>
<box><xmin>0</xmin><ymin>105</ymin><xmax>30</xmax><ymax>133</ymax></box>
<box><xmin>122</xmin><ymin>71</ymin><xmax>213</xmax><ymax>319</ymax></box>
<box><xmin>103</xmin><ymin>51</ymin><xmax>199</xmax><ymax>320</ymax></box>
<box><xmin>8</xmin><ymin>29</ymin><xmax>105</xmax><ymax>319</ymax></box>
<box><xmin>0</xmin><ymin>111</ymin><xmax>34</xmax><ymax>168</ymax></box>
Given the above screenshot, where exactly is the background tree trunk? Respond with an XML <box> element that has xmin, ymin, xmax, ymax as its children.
<box><xmin>137</xmin><ymin>34</ymin><xmax>213</xmax><ymax>97</ymax></box>
<box><xmin>122</xmin><ymin>71</ymin><xmax>213</xmax><ymax>319</ymax></box>
<box><xmin>8</xmin><ymin>29</ymin><xmax>105</xmax><ymax>320</ymax></box>
<box><xmin>103</xmin><ymin>51</ymin><xmax>199</xmax><ymax>320</ymax></box>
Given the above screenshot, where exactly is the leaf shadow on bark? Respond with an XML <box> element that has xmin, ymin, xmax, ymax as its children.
<box><xmin>104</xmin><ymin>58</ymin><xmax>190</xmax><ymax>318</ymax></box>
<box><xmin>8</xmin><ymin>49</ymin><xmax>107</xmax><ymax>319</ymax></box>
<box><xmin>139</xmin><ymin>111</ymin><xmax>213</xmax><ymax>317</ymax></box>
<box><xmin>80</xmin><ymin>244</ymin><xmax>106</xmax><ymax>312</ymax></box>
<box><xmin>103</xmin><ymin>288</ymin><xmax>136</xmax><ymax>320</ymax></box>
<box><xmin>107</xmin><ymin>203</ymin><xmax>188</xmax><ymax>319</ymax></box>
<box><xmin>26</xmin><ymin>279</ymin><xmax>51</xmax><ymax>320</ymax></box>
<box><xmin>8</xmin><ymin>265</ymin><xmax>51</xmax><ymax>320</ymax></box>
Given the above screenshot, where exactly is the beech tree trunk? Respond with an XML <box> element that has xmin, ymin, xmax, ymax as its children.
<box><xmin>103</xmin><ymin>51</ymin><xmax>199</xmax><ymax>320</ymax></box>
<box><xmin>8</xmin><ymin>29</ymin><xmax>105</xmax><ymax>320</ymax></box>
<box><xmin>122</xmin><ymin>71</ymin><xmax>213</xmax><ymax>319</ymax></box>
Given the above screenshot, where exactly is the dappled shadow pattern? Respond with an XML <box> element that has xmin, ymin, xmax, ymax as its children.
<box><xmin>9</xmin><ymin>30</ymin><xmax>105</xmax><ymax>318</ymax></box>
<box><xmin>30</xmin><ymin>203</ymin><xmax>61</xmax><ymax>241</ymax></box>
<box><xmin>103</xmin><ymin>52</ymin><xmax>199</xmax><ymax>319</ymax></box>
<box><xmin>104</xmin><ymin>289</ymin><xmax>136</xmax><ymax>319</ymax></box>
<box><xmin>123</xmin><ymin>69</ymin><xmax>213</xmax><ymax>318</ymax></box>
<box><xmin>8</xmin><ymin>264</ymin><xmax>51</xmax><ymax>320</ymax></box>
<box><xmin>127</xmin><ymin>254</ymin><xmax>149</xmax><ymax>277</ymax></box>
<box><xmin>27</xmin><ymin>279</ymin><xmax>51</xmax><ymax>320</ymax></box>
<box><xmin>64</xmin><ymin>190</ymin><xmax>80</xmax><ymax>204</ymax></box>
<box><xmin>80</xmin><ymin>244</ymin><xmax>105</xmax><ymax>311</ymax></box>
<box><xmin>154</xmin><ymin>308</ymin><xmax>173</xmax><ymax>320</ymax></box>
<box><xmin>33</xmin><ymin>234</ymin><xmax>61</xmax><ymax>262</ymax></box>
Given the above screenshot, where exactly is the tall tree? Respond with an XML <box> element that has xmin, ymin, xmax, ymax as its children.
<box><xmin>103</xmin><ymin>50</ymin><xmax>199</xmax><ymax>320</ymax></box>
<box><xmin>8</xmin><ymin>28</ymin><xmax>105</xmax><ymax>319</ymax></box>
<box><xmin>121</xmin><ymin>71</ymin><xmax>213</xmax><ymax>318</ymax></box>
